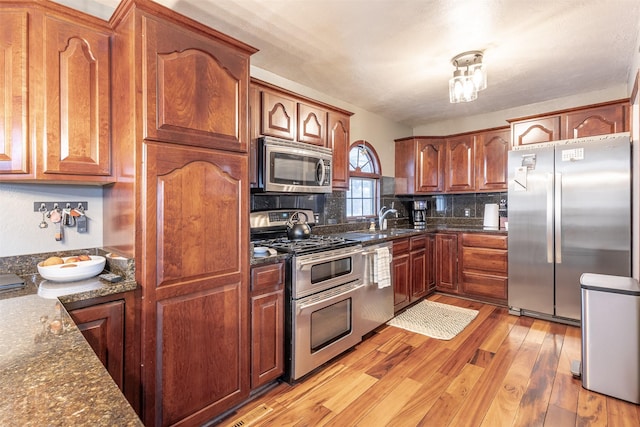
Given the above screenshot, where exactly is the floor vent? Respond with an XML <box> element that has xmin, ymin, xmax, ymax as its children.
<box><xmin>224</xmin><ymin>403</ymin><xmax>273</xmax><ymax>427</ymax></box>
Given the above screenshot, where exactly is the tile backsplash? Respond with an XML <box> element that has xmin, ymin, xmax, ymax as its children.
<box><xmin>250</xmin><ymin>176</ymin><xmax>507</xmax><ymax>229</ymax></box>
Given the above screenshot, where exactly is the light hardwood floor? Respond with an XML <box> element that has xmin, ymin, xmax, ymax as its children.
<box><xmin>224</xmin><ymin>294</ymin><xmax>640</xmax><ymax>426</ymax></box>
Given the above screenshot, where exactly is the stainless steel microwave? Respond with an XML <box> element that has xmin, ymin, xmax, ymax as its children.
<box><xmin>256</xmin><ymin>136</ymin><xmax>333</xmax><ymax>193</ymax></box>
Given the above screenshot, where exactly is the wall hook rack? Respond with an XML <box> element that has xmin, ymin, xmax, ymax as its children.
<box><xmin>33</xmin><ymin>201</ymin><xmax>89</xmax><ymax>212</ymax></box>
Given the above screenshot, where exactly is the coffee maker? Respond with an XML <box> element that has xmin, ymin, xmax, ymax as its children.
<box><xmin>411</xmin><ymin>200</ymin><xmax>427</xmax><ymax>229</ymax></box>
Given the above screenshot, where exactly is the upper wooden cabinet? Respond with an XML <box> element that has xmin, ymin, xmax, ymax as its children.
<box><xmin>328</xmin><ymin>111</ymin><xmax>350</xmax><ymax>190</ymax></box>
<box><xmin>249</xmin><ymin>79</ymin><xmax>353</xmax><ymax>190</ymax></box>
<box><xmin>0</xmin><ymin>3</ymin><xmax>112</xmax><ymax>182</ymax></box>
<box><xmin>0</xmin><ymin>11</ymin><xmax>28</xmax><ymax>175</ymax></box>
<box><xmin>141</xmin><ymin>13</ymin><xmax>250</xmax><ymax>152</ymax></box>
<box><xmin>260</xmin><ymin>89</ymin><xmax>296</xmax><ymax>140</ymax></box>
<box><xmin>395</xmin><ymin>137</ymin><xmax>445</xmax><ymax>194</ymax></box>
<box><xmin>298</xmin><ymin>102</ymin><xmax>327</xmax><ymax>146</ymax></box>
<box><xmin>510</xmin><ymin>100</ymin><xmax>629</xmax><ymax>145</ymax></box>
<box><xmin>475</xmin><ymin>128</ymin><xmax>510</xmax><ymax>191</ymax></box>
<box><xmin>445</xmin><ymin>135</ymin><xmax>475</xmax><ymax>192</ymax></box>
<box><xmin>395</xmin><ymin>129</ymin><xmax>508</xmax><ymax>195</ymax></box>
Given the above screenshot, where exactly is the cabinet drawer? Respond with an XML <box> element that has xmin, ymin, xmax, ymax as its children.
<box><xmin>410</xmin><ymin>235</ymin><xmax>426</xmax><ymax>250</ymax></box>
<box><xmin>461</xmin><ymin>247</ymin><xmax>507</xmax><ymax>275</ymax></box>
<box><xmin>461</xmin><ymin>272</ymin><xmax>507</xmax><ymax>300</ymax></box>
<box><xmin>251</xmin><ymin>263</ymin><xmax>284</xmax><ymax>293</ymax></box>
<box><xmin>461</xmin><ymin>233</ymin><xmax>507</xmax><ymax>250</ymax></box>
<box><xmin>393</xmin><ymin>238</ymin><xmax>410</xmax><ymax>255</ymax></box>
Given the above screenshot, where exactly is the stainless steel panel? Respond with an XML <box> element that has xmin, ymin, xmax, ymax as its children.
<box><xmin>555</xmin><ymin>137</ymin><xmax>631</xmax><ymax>320</ymax></box>
<box><xmin>360</xmin><ymin>242</ymin><xmax>394</xmax><ymax>335</ymax></box>
<box><xmin>508</xmin><ymin>146</ymin><xmax>555</xmax><ymax>315</ymax></box>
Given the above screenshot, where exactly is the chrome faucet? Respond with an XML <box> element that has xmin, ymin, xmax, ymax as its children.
<box><xmin>378</xmin><ymin>204</ymin><xmax>398</xmax><ymax>231</ymax></box>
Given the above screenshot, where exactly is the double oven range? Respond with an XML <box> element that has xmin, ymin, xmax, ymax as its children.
<box><xmin>251</xmin><ymin>209</ymin><xmax>364</xmax><ymax>382</ymax></box>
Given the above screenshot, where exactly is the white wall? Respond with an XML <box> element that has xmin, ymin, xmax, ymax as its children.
<box><xmin>251</xmin><ymin>67</ymin><xmax>412</xmax><ymax>177</ymax></box>
<box><xmin>0</xmin><ymin>184</ymin><xmax>103</xmax><ymax>257</ymax></box>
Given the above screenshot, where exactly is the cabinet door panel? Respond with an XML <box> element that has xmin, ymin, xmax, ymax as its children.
<box><xmin>563</xmin><ymin>104</ymin><xmax>628</xmax><ymax>139</ymax></box>
<box><xmin>328</xmin><ymin>112</ymin><xmax>350</xmax><ymax>190</ymax></box>
<box><xmin>512</xmin><ymin>116</ymin><xmax>561</xmax><ymax>145</ymax></box>
<box><xmin>476</xmin><ymin>129</ymin><xmax>509</xmax><ymax>191</ymax></box>
<box><xmin>43</xmin><ymin>15</ymin><xmax>111</xmax><ymax>176</ymax></box>
<box><xmin>393</xmin><ymin>253</ymin><xmax>410</xmax><ymax>311</ymax></box>
<box><xmin>158</xmin><ymin>285</ymin><xmax>243</xmax><ymax>426</ymax></box>
<box><xmin>69</xmin><ymin>300</ymin><xmax>125</xmax><ymax>389</ymax></box>
<box><xmin>410</xmin><ymin>249</ymin><xmax>427</xmax><ymax>301</ymax></box>
<box><xmin>460</xmin><ymin>272</ymin><xmax>507</xmax><ymax>300</ymax></box>
<box><xmin>261</xmin><ymin>90</ymin><xmax>296</xmax><ymax>140</ymax></box>
<box><xmin>426</xmin><ymin>234</ymin><xmax>436</xmax><ymax>291</ymax></box>
<box><xmin>298</xmin><ymin>103</ymin><xmax>326</xmax><ymax>146</ymax></box>
<box><xmin>416</xmin><ymin>139</ymin><xmax>445</xmax><ymax>193</ymax></box>
<box><xmin>445</xmin><ymin>136</ymin><xmax>475</xmax><ymax>192</ymax></box>
<box><xmin>143</xmin><ymin>15</ymin><xmax>248</xmax><ymax>152</ymax></box>
<box><xmin>251</xmin><ymin>290</ymin><xmax>284</xmax><ymax>388</ymax></box>
<box><xmin>0</xmin><ymin>11</ymin><xmax>28</xmax><ymax>175</ymax></box>
<box><xmin>461</xmin><ymin>247</ymin><xmax>507</xmax><ymax>274</ymax></box>
<box><xmin>435</xmin><ymin>234</ymin><xmax>458</xmax><ymax>292</ymax></box>
<box><xmin>143</xmin><ymin>142</ymin><xmax>249</xmax><ymax>425</ymax></box>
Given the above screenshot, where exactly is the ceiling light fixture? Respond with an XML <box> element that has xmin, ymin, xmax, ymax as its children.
<box><xmin>449</xmin><ymin>50</ymin><xmax>486</xmax><ymax>103</ymax></box>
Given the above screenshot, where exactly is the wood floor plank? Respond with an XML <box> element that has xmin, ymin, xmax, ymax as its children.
<box><xmin>421</xmin><ymin>363</ymin><xmax>485</xmax><ymax>426</ymax></box>
<box><xmin>448</xmin><ymin>314</ymin><xmax>532</xmax><ymax>427</ymax></box>
<box><xmin>478</xmin><ymin>308</ymin><xmax>517</xmax><ymax>353</ymax></box>
<box><xmin>387</xmin><ymin>372</ymin><xmax>454</xmax><ymax>427</ymax></box>
<box><xmin>606</xmin><ymin>396</ymin><xmax>640</xmax><ymax>427</ymax></box>
<box><xmin>576</xmin><ymin>387</ymin><xmax>608</xmax><ymax>426</ymax></box>
<box><xmin>321</xmin><ymin>370</ymin><xmax>378</xmax><ymax>414</ymax></box>
<box><xmin>512</xmin><ymin>322</ymin><xmax>567</xmax><ymax>427</ymax></box>
<box><xmin>355</xmin><ymin>376</ymin><xmax>423</xmax><ymax>427</ymax></box>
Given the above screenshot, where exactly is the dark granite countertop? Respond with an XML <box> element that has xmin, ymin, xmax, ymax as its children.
<box><xmin>330</xmin><ymin>226</ymin><xmax>507</xmax><ymax>245</ymax></box>
<box><xmin>0</xmin><ymin>250</ymin><xmax>142</xmax><ymax>426</ymax></box>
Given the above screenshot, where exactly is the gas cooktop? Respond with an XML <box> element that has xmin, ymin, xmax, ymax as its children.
<box><xmin>252</xmin><ymin>235</ymin><xmax>356</xmax><ymax>255</ymax></box>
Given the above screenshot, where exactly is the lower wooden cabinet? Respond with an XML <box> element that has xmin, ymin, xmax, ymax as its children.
<box><xmin>459</xmin><ymin>233</ymin><xmax>508</xmax><ymax>304</ymax></box>
<box><xmin>250</xmin><ymin>262</ymin><xmax>284</xmax><ymax>389</ymax></box>
<box><xmin>392</xmin><ymin>235</ymin><xmax>434</xmax><ymax>312</ymax></box>
<box><xmin>65</xmin><ymin>291</ymin><xmax>139</xmax><ymax>414</ymax></box>
<box><xmin>435</xmin><ymin>233</ymin><xmax>458</xmax><ymax>293</ymax></box>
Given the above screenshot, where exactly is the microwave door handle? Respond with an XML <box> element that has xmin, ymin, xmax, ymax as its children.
<box><xmin>316</xmin><ymin>159</ymin><xmax>326</xmax><ymax>185</ymax></box>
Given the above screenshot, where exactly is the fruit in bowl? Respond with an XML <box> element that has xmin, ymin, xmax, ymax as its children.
<box><xmin>38</xmin><ymin>255</ymin><xmax>106</xmax><ymax>282</ymax></box>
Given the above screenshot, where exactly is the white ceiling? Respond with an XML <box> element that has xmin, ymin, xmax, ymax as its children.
<box><xmin>63</xmin><ymin>0</ymin><xmax>640</xmax><ymax>128</ymax></box>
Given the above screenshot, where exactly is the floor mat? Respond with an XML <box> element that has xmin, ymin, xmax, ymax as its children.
<box><xmin>387</xmin><ymin>300</ymin><xmax>479</xmax><ymax>340</ymax></box>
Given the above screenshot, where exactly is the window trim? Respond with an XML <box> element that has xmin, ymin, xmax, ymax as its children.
<box><xmin>346</xmin><ymin>141</ymin><xmax>382</xmax><ymax>218</ymax></box>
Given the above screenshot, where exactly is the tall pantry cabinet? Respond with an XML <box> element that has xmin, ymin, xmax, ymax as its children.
<box><xmin>106</xmin><ymin>1</ymin><xmax>257</xmax><ymax>425</ymax></box>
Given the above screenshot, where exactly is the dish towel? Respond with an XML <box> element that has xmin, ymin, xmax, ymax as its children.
<box><xmin>374</xmin><ymin>247</ymin><xmax>391</xmax><ymax>289</ymax></box>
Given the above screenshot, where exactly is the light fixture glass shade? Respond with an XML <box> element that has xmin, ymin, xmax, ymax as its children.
<box><xmin>449</xmin><ymin>69</ymin><xmax>477</xmax><ymax>103</ymax></box>
<box><xmin>471</xmin><ymin>63</ymin><xmax>487</xmax><ymax>91</ymax></box>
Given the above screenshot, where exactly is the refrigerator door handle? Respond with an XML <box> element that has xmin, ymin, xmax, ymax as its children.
<box><xmin>546</xmin><ymin>172</ymin><xmax>554</xmax><ymax>263</ymax></box>
<box><xmin>555</xmin><ymin>172</ymin><xmax>562</xmax><ymax>264</ymax></box>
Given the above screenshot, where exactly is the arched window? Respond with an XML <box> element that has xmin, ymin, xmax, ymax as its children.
<box><xmin>346</xmin><ymin>141</ymin><xmax>381</xmax><ymax>218</ymax></box>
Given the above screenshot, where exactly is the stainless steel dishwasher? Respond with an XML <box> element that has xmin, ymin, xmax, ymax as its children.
<box><xmin>360</xmin><ymin>242</ymin><xmax>394</xmax><ymax>335</ymax></box>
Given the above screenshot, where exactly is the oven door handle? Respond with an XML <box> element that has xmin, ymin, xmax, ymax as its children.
<box><xmin>297</xmin><ymin>283</ymin><xmax>364</xmax><ymax>312</ymax></box>
<box><xmin>297</xmin><ymin>248</ymin><xmax>363</xmax><ymax>270</ymax></box>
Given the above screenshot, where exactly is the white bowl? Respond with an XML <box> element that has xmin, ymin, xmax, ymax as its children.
<box><xmin>37</xmin><ymin>255</ymin><xmax>106</xmax><ymax>282</ymax></box>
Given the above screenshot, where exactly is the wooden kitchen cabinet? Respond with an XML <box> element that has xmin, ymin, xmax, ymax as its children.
<box><xmin>435</xmin><ymin>233</ymin><xmax>458</xmax><ymax>293</ymax></box>
<box><xmin>142</xmin><ymin>12</ymin><xmax>250</xmax><ymax>152</ymax></box>
<box><xmin>445</xmin><ymin>134</ymin><xmax>475</xmax><ymax>192</ymax></box>
<box><xmin>475</xmin><ymin>128</ymin><xmax>510</xmax><ymax>191</ymax></box>
<box><xmin>392</xmin><ymin>238</ymin><xmax>411</xmax><ymax>312</ymax></box>
<box><xmin>64</xmin><ymin>290</ymin><xmax>139</xmax><ymax>413</ymax></box>
<box><xmin>510</xmin><ymin>99</ymin><xmax>629</xmax><ymax>146</ymax></box>
<box><xmin>392</xmin><ymin>235</ymin><xmax>432</xmax><ymax>313</ymax></box>
<box><xmin>107</xmin><ymin>1</ymin><xmax>255</xmax><ymax>424</ymax></box>
<box><xmin>250</xmin><ymin>262</ymin><xmax>284</xmax><ymax>389</ymax></box>
<box><xmin>0</xmin><ymin>3</ymin><xmax>112</xmax><ymax>182</ymax></box>
<box><xmin>459</xmin><ymin>233</ymin><xmax>508</xmax><ymax>305</ymax></box>
<box><xmin>425</xmin><ymin>233</ymin><xmax>436</xmax><ymax>292</ymax></box>
<box><xmin>562</xmin><ymin>102</ymin><xmax>628</xmax><ymax>139</ymax></box>
<box><xmin>328</xmin><ymin>111</ymin><xmax>351</xmax><ymax>190</ymax></box>
<box><xmin>394</xmin><ymin>137</ymin><xmax>445</xmax><ymax>194</ymax></box>
<box><xmin>260</xmin><ymin>88</ymin><xmax>297</xmax><ymax>140</ymax></box>
<box><xmin>298</xmin><ymin>102</ymin><xmax>327</xmax><ymax>146</ymax></box>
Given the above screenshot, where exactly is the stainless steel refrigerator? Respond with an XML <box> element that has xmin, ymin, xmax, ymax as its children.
<box><xmin>507</xmin><ymin>133</ymin><xmax>631</xmax><ymax>323</ymax></box>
